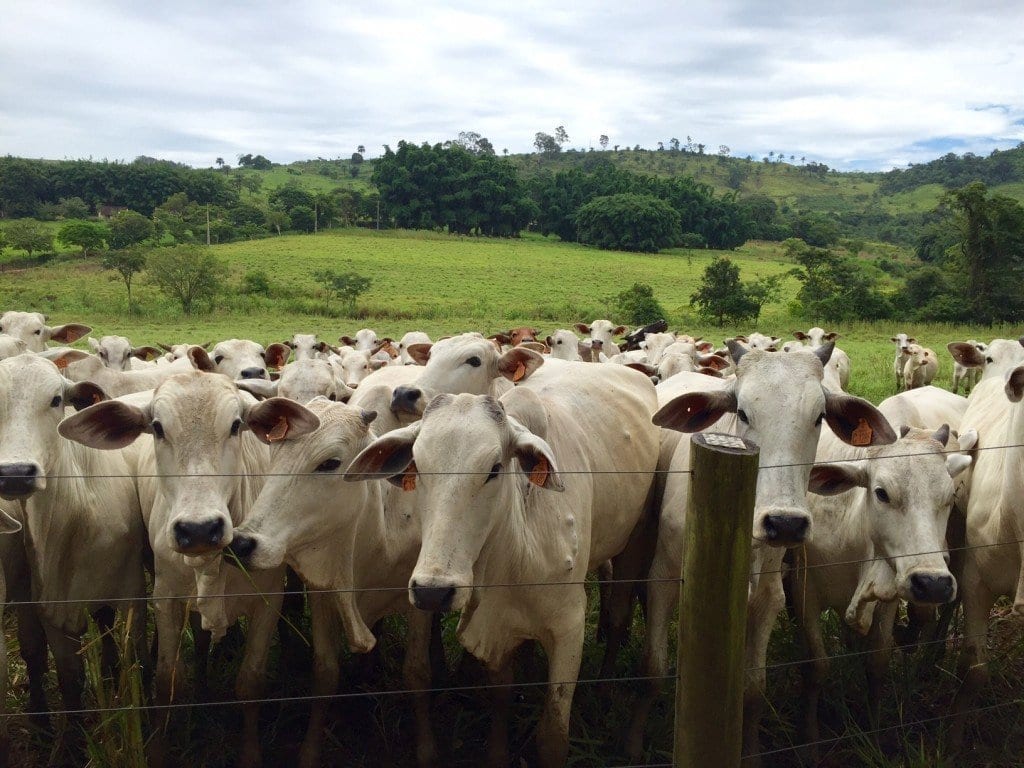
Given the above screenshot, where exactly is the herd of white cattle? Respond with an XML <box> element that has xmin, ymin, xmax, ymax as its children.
<box><xmin>0</xmin><ymin>309</ymin><xmax>1020</xmax><ymax>767</ymax></box>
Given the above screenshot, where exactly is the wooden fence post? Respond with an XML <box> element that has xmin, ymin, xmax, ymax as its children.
<box><xmin>674</xmin><ymin>432</ymin><xmax>759</xmax><ymax>768</ymax></box>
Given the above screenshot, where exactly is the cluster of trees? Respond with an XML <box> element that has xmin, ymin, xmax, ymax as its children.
<box><xmin>372</xmin><ymin>141</ymin><xmax>536</xmax><ymax>236</ymax></box>
<box><xmin>879</xmin><ymin>146</ymin><xmax>1023</xmax><ymax>195</ymax></box>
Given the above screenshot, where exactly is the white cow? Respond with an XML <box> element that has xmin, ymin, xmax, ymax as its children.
<box><xmin>0</xmin><ymin>500</ymin><xmax>33</xmax><ymax>765</ymax></box>
<box><xmin>574</xmin><ymin>319</ymin><xmax>627</xmax><ymax>360</ymax></box>
<box><xmin>335</xmin><ymin>348</ymin><xmax>387</xmax><ymax>389</ymax></box>
<box><xmin>794</xmin><ymin>426</ymin><xmax>972</xmax><ymax>756</ymax></box>
<box><xmin>903</xmin><ymin>343</ymin><xmax>938</xmax><ymax>390</ymax></box>
<box><xmin>545</xmin><ymin>329</ymin><xmax>588</xmax><ymax>362</ymax></box>
<box><xmin>346</xmin><ymin>358</ymin><xmax>659</xmax><ymax>767</ymax></box>
<box><xmin>891</xmin><ymin>333</ymin><xmax>916</xmax><ymax>391</ymax></box>
<box><xmin>286</xmin><ymin>333</ymin><xmax>333</xmax><ymax>361</ymax></box>
<box><xmin>877</xmin><ymin>385</ymin><xmax>968</xmax><ymax>434</ymax></box>
<box><xmin>0</xmin><ymin>311</ymin><xmax>91</xmax><ymax>352</ymax></box>
<box><xmin>339</xmin><ymin>328</ymin><xmax>381</xmax><ymax>351</ymax></box>
<box><xmin>625</xmin><ymin>343</ymin><xmax>896</xmax><ymax>762</ymax></box>
<box><xmin>947</xmin><ymin>338</ymin><xmax>1024</xmax><ymax>748</ymax></box>
<box><xmin>87</xmin><ymin>335</ymin><xmax>160</xmax><ymax>371</ymax></box>
<box><xmin>396</xmin><ymin>331</ymin><xmax>432</xmax><ymax>365</ymax></box>
<box><xmin>226</xmin><ymin>399</ymin><xmax>436</xmax><ymax>768</ymax></box>
<box><xmin>0</xmin><ymin>337</ymin><xmax>27</xmax><ymax>360</ymax></box>
<box><xmin>59</xmin><ymin>371</ymin><xmax>320</xmax><ymax>768</ymax></box>
<box><xmin>204</xmin><ymin>338</ymin><xmax>291</xmax><ymax>380</ymax></box>
<box><xmin>0</xmin><ymin>354</ymin><xmax>147</xmax><ymax>729</ymax></box>
<box><xmin>793</xmin><ymin>327</ymin><xmax>851</xmax><ymax>390</ymax></box>
<box><xmin>62</xmin><ymin>348</ymin><xmax>199</xmax><ymax>397</ymax></box>
<box><xmin>638</xmin><ymin>331</ymin><xmax>677</xmax><ymax>366</ymax></box>
<box><xmin>157</xmin><ymin>341</ymin><xmax>209</xmax><ymax>364</ymax></box>
<box><xmin>950</xmin><ymin>339</ymin><xmax>986</xmax><ymax>394</ymax></box>
<box><xmin>948</xmin><ymin>337</ymin><xmax>1024</xmax><ymax>382</ymax></box>
<box><xmin>235</xmin><ymin>358</ymin><xmax>354</xmax><ymax>404</ymax></box>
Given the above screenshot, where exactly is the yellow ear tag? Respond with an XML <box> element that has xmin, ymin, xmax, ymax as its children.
<box><xmin>402</xmin><ymin>462</ymin><xmax>417</xmax><ymax>491</ymax></box>
<box><xmin>852</xmin><ymin>418</ymin><xmax>873</xmax><ymax>447</ymax></box>
<box><xmin>513</xmin><ymin>362</ymin><xmax>527</xmax><ymax>382</ymax></box>
<box><xmin>529</xmin><ymin>457</ymin><xmax>549</xmax><ymax>487</ymax></box>
<box><xmin>54</xmin><ymin>356</ymin><xmax>68</xmax><ymax>370</ymax></box>
<box><xmin>267</xmin><ymin>416</ymin><xmax>289</xmax><ymax>442</ymax></box>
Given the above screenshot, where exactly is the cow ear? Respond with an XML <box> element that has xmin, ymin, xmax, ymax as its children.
<box><xmin>333</xmin><ymin>381</ymin><xmax>355</xmax><ymax>403</ymax></box>
<box><xmin>406</xmin><ymin>343</ymin><xmax>432</xmax><ymax>366</ymax></box>
<box><xmin>624</xmin><ymin>362</ymin><xmax>657</xmax><ymax>378</ymax></box>
<box><xmin>235</xmin><ymin>378</ymin><xmax>279</xmax><ymax>401</ymax></box>
<box><xmin>824</xmin><ymin>392</ymin><xmax>897</xmax><ymax>446</ymax></box>
<box><xmin>64</xmin><ymin>381</ymin><xmax>109</xmax><ymax>411</ymax></box>
<box><xmin>157</xmin><ymin>342</ymin><xmax>174</xmax><ymax>353</ymax></box>
<box><xmin>612</xmin><ymin>325</ymin><xmax>628</xmax><ymax>336</ymax></box>
<box><xmin>48</xmin><ymin>323</ymin><xmax>92</xmax><ymax>344</ymax></box>
<box><xmin>824</xmin><ymin>332</ymin><xmax>839</xmax><ymax>342</ymax></box>
<box><xmin>497</xmin><ymin>348</ymin><xmax>543</xmax><ymax>383</ymax></box>
<box><xmin>264</xmin><ymin>342</ymin><xmax>291</xmax><ymax>370</ymax></box>
<box><xmin>573</xmin><ymin>323</ymin><xmax>591</xmax><ymax>334</ymax></box>
<box><xmin>59</xmin><ymin>400</ymin><xmax>151</xmax><ymax>450</ymax></box>
<box><xmin>793</xmin><ymin>331</ymin><xmax>809</xmax><ymax>341</ymax></box>
<box><xmin>39</xmin><ymin>348</ymin><xmax>91</xmax><ymax>370</ymax></box>
<box><xmin>88</xmin><ymin>337</ymin><xmax>100</xmax><ymax>352</ymax></box>
<box><xmin>697</xmin><ymin>353</ymin><xmax>730</xmax><ymax>372</ymax></box>
<box><xmin>1005</xmin><ymin>365</ymin><xmax>1024</xmax><ymax>403</ymax></box>
<box><xmin>345</xmin><ymin>422</ymin><xmax>421</xmax><ymax>486</ymax></box>
<box><xmin>510</xmin><ymin>425</ymin><xmax>563</xmax><ymax>491</ymax></box>
<box><xmin>132</xmin><ymin>346</ymin><xmax>160</xmax><ymax>361</ymax></box>
<box><xmin>948</xmin><ymin>342</ymin><xmax>986</xmax><ymax>368</ymax></box>
<box><xmin>188</xmin><ymin>346</ymin><xmax>216</xmax><ymax>372</ymax></box>
<box><xmin>653</xmin><ymin>388</ymin><xmax>737</xmax><ymax>433</ymax></box>
<box><xmin>339</xmin><ymin>335</ymin><xmax>357</xmax><ymax>346</ymax></box>
<box><xmin>244</xmin><ymin>397</ymin><xmax>320</xmax><ymax>444</ymax></box>
<box><xmin>489</xmin><ymin>333</ymin><xmax>513</xmax><ymax>346</ymax></box>
<box><xmin>808</xmin><ymin>462</ymin><xmax>868</xmax><ymax>496</ymax></box>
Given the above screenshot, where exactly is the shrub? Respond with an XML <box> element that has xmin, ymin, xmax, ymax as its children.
<box><xmin>613</xmin><ymin>283</ymin><xmax>667</xmax><ymax>325</ymax></box>
<box><xmin>147</xmin><ymin>246</ymin><xmax>227</xmax><ymax>315</ymax></box>
<box><xmin>575</xmin><ymin>193</ymin><xmax>681</xmax><ymax>253</ymax></box>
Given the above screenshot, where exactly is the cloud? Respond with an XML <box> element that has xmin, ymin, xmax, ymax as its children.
<box><xmin>1</xmin><ymin>0</ymin><xmax>1023</xmax><ymax>170</ymax></box>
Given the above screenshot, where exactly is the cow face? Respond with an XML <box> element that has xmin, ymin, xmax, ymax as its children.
<box><xmin>208</xmin><ymin>339</ymin><xmax>291</xmax><ymax>380</ymax></box>
<box><xmin>0</xmin><ymin>311</ymin><xmax>91</xmax><ymax>353</ymax></box>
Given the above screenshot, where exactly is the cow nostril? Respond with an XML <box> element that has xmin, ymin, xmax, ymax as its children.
<box><xmin>910</xmin><ymin>573</ymin><xmax>955</xmax><ymax>603</ymax></box>
<box><xmin>240</xmin><ymin>367</ymin><xmax>267</xmax><ymax>379</ymax></box>
<box><xmin>410</xmin><ymin>581</ymin><xmax>457</xmax><ymax>612</ymax></box>
<box><xmin>763</xmin><ymin>515</ymin><xmax>809</xmax><ymax>545</ymax></box>
<box><xmin>174</xmin><ymin>518</ymin><xmax>227</xmax><ymax>551</ymax></box>
<box><xmin>227</xmin><ymin>534</ymin><xmax>257</xmax><ymax>563</ymax></box>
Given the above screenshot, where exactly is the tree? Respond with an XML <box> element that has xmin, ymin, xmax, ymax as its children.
<box><xmin>599</xmin><ymin>135</ymin><xmax>609</xmax><ymax>150</ymax></box>
<box><xmin>351</xmin><ymin>152</ymin><xmax>364</xmax><ymax>167</ymax></box>
<box><xmin>59</xmin><ymin>197</ymin><xmax>90</xmax><ymax>219</ymax></box>
<box><xmin>57</xmin><ymin>220</ymin><xmax>110</xmax><ymax>257</ymax></box>
<box><xmin>357</xmin><ymin>145</ymin><xmax>366</xmax><ymax>155</ymax></box>
<box><xmin>102</xmin><ymin>249</ymin><xmax>147</xmax><ymax>312</ymax></box>
<box><xmin>690</xmin><ymin>257</ymin><xmax>779</xmax><ymax>326</ymax></box>
<box><xmin>613</xmin><ymin>283</ymin><xmax>666</xmax><ymax>325</ymax></box>
<box><xmin>147</xmin><ymin>245</ymin><xmax>227</xmax><ymax>315</ymax></box>
<box><xmin>312</xmin><ymin>269</ymin><xmax>372</xmax><ymax>315</ymax></box>
<box><xmin>265</xmin><ymin>209</ymin><xmax>290</xmax><ymax>235</ymax></box>
<box><xmin>533</xmin><ymin>132</ymin><xmax>560</xmax><ymax>155</ymax></box>
<box><xmin>215</xmin><ymin>157</ymin><xmax>225</xmax><ymax>170</ymax></box>
<box><xmin>786</xmin><ymin>238</ymin><xmax>892</xmax><ymax>321</ymax></box>
<box><xmin>237</xmin><ymin>153</ymin><xmax>272</xmax><ymax>170</ymax></box>
<box><xmin>555</xmin><ymin>125</ymin><xmax>569</xmax><ymax>148</ymax></box>
<box><xmin>575</xmin><ymin>194</ymin><xmax>681</xmax><ymax>253</ymax></box>
<box><xmin>289</xmin><ymin>205</ymin><xmax>316</xmax><ymax>233</ymax></box>
<box><xmin>4</xmin><ymin>220</ymin><xmax>52</xmax><ymax>258</ymax></box>
<box><xmin>108</xmin><ymin>210</ymin><xmax>155</xmax><ymax>249</ymax></box>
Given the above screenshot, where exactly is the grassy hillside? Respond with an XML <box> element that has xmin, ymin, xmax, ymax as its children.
<box><xmin>1</xmin><ymin>228</ymin><xmax>1018</xmax><ymax>404</ymax></box>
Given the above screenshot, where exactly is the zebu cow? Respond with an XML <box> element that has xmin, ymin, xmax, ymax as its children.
<box><xmin>626</xmin><ymin>343</ymin><xmax>896</xmax><ymax>762</ymax></box>
<box><xmin>0</xmin><ymin>311</ymin><xmax>91</xmax><ymax>352</ymax></box>
<box><xmin>59</xmin><ymin>371</ymin><xmax>319</xmax><ymax>768</ymax></box>
<box><xmin>347</xmin><ymin>358</ymin><xmax>659</xmax><ymax>767</ymax></box>
<box><xmin>63</xmin><ymin>349</ymin><xmax>199</xmax><ymax>397</ymax></box>
<box><xmin>0</xmin><ymin>354</ymin><xmax>147</xmax><ymax>737</ymax></box>
<box><xmin>335</xmin><ymin>348</ymin><xmax>387</xmax><ymax>389</ymax></box>
<box><xmin>205</xmin><ymin>338</ymin><xmax>291</xmax><ymax>380</ymax></box>
<box><xmin>545</xmin><ymin>329</ymin><xmax>589</xmax><ymax>362</ymax></box>
<box><xmin>227</xmin><ymin>399</ymin><xmax>435</xmax><ymax>767</ymax></box>
<box><xmin>236</xmin><ymin>358</ymin><xmax>354</xmax><ymax>404</ymax></box>
<box><xmin>0</xmin><ymin>501</ymin><xmax>30</xmax><ymax>766</ymax></box>
<box><xmin>574</xmin><ymin>319</ymin><xmax>627</xmax><ymax>360</ymax></box>
<box><xmin>285</xmin><ymin>333</ymin><xmax>332</xmax><ymax>361</ymax></box>
<box><xmin>339</xmin><ymin>328</ymin><xmax>381</xmax><ymax>351</ymax></box>
<box><xmin>396</xmin><ymin>331</ymin><xmax>432</xmax><ymax>365</ymax></box>
<box><xmin>949</xmin><ymin>337</ymin><xmax>1024</xmax><ymax>382</ymax></box>
<box><xmin>891</xmin><ymin>333</ymin><xmax>916</xmax><ymax>391</ymax></box>
<box><xmin>946</xmin><ymin>337</ymin><xmax>1024</xmax><ymax>749</ymax></box>
<box><xmin>793</xmin><ymin>426</ymin><xmax>972</xmax><ymax>757</ymax></box>
<box><xmin>793</xmin><ymin>327</ymin><xmax>851</xmax><ymax>390</ymax></box>
<box><xmin>950</xmin><ymin>339</ymin><xmax>987</xmax><ymax>394</ymax></box>
<box><xmin>88</xmin><ymin>335</ymin><xmax>160</xmax><ymax>370</ymax></box>
<box><xmin>0</xmin><ymin>337</ymin><xmax>26</xmax><ymax>360</ymax></box>
<box><xmin>903</xmin><ymin>343</ymin><xmax>939</xmax><ymax>390</ymax></box>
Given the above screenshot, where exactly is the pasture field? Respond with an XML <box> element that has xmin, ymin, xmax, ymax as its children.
<box><xmin>1</xmin><ymin>228</ymin><xmax>1023</xmax><ymax>766</ymax></box>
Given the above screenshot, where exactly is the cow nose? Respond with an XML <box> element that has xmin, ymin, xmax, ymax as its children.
<box><xmin>591</xmin><ymin>339</ymin><xmax>604</xmax><ymax>349</ymax></box>
<box><xmin>0</xmin><ymin>463</ymin><xmax>40</xmax><ymax>498</ymax></box>
<box><xmin>409</xmin><ymin>580</ymin><xmax>456</xmax><ymax>612</ymax></box>
<box><xmin>909</xmin><ymin>573</ymin><xmax>956</xmax><ymax>604</ymax></box>
<box><xmin>392</xmin><ymin>386</ymin><xmax>423</xmax><ymax>415</ymax></box>
<box><xmin>762</xmin><ymin>514</ymin><xmax>810</xmax><ymax>547</ymax></box>
<box><xmin>173</xmin><ymin>518</ymin><xmax>226</xmax><ymax>553</ymax></box>
<box><xmin>225</xmin><ymin>533</ymin><xmax>257</xmax><ymax>566</ymax></box>
<box><xmin>239</xmin><ymin>367</ymin><xmax>268</xmax><ymax>380</ymax></box>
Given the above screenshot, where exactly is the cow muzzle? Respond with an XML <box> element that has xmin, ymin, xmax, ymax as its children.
<box><xmin>0</xmin><ymin>462</ymin><xmax>43</xmax><ymax>499</ymax></box>
<box><xmin>173</xmin><ymin>517</ymin><xmax>227</xmax><ymax>555</ymax></box>
<box><xmin>224</xmin><ymin>532</ymin><xmax>257</xmax><ymax>567</ymax></box>
<box><xmin>409</xmin><ymin>578</ymin><xmax>458</xmax><ymax>612</ymax></box>
<box><xmin>239</xmin><ymin>366</ymin><xmax>268</xmax><ymax>380</ymax></box>
<box><xmin>758</xmin><ymin>509</ymin><xmax>811</xmax><ymax>547</ymax></box>
<box><xmin>392</xmin><ymin>386</ymin><xmax>425</xmax><ymax>416</ymax></box>
<box><xmin>907</xmin><ymin>571</ymin><xmax>956</xmax><ymax>605</ymax></box>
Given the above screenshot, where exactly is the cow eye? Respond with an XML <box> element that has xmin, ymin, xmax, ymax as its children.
<box><xmin>466</xmin><ymin>356</ymin><xmax>481</xmax><ymax>368</ymax></box>
<box><xmin>152</xmin><ymin>421</ymin><xmax>165</xmax><ymax>439</ymax></box>
<box><xmin>815</xmin><ymin>413</ymin><xmax>824</xmax><ymax>426</ymax></box>
<box><xmin>486</xmin><ymin>463</ymin><xmax>501</xmax><ymax>481</ymax></box>
<box><xmin>737</xmin><ymin>409</ymin><xmax>749</xmax><ymax>424</ymax></box>
<box><xmin>327</xmin><ymin>392</ymin><xmax>337</xmax><ymax>401</ymax></box>
<box><xmin>230</xmin><ymin>419</ymin><xmax>242</xmax><ymax>437</ymax></box>
<box><xmin>33</xmin><ymin>329</ymin><xmax>41</xmax><ymax>335</ymax></box>
<box><xmin>214</xmin><ymin>355</ymin><xmax>225</xmax><ymax>364</ymax></box>
<box><xmin>316</xmin><ymin>458</ymin><xmax>342</xmax><ymax>473</ymax></box>
<box><xmin>874</xmin><ymin>487</ymin><xmax>890</xmax><ymax>503</ymax></box>
<box><xmin>50</xmin><ymin>395</ymin><xmax>62</xmax><ymax>408</ymax></box>
<box><xmin>986</xmin><ymin>356</ymin><xmax>993</xmax><ymax>364</ymax></box>
<box><xmin>556</xmin><ymin>339</ymin><xmax>562</xmax><ymax>344</ymax></box>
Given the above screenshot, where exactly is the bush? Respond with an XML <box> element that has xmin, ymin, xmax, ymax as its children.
<box><xmin>575</xmin><ymin>193</ymin><xmax>681</xmax><ymax>253</ymax></box>
<box><xmin>613</xmin><ymin>283</ymin><xmax>667</xmax><ymax>325</ymax></box>
<box><xmin>677</xmin><ymin>232</ymin><xmax>706</xmax><ymax>249</ymax></box>
<box><xmin>147</xmin><ymin>246</ymin><xmax>227</xmax><ymax>315</ymax></box>
<box><xmin>241</xmin><ymin>269</ymin><xmax>271</xmax><ymax>296</ymax></box>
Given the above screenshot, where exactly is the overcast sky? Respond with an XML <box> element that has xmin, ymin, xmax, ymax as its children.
<box><xmin>3</xmin><ymin>0</ymin><xmax>1023</xmax><ymax>172</ymax></box>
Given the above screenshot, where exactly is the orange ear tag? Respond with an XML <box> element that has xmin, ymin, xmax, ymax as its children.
<box><xmin>54</xmin><ymin>357</ymin><xmax>68</xmax><ymax>371</ymax></box>
<box><xmin>267</xmin><ymin>416</ymin><xmax>289</xmax><ymax>442</ymax></box>
<box><xmin>851</xmin><ymin>418</ymin><xmax>873</xmax><ymax>447</ymax></box>
<box><xmin>529</xmin><ymin>457</ymin><xmax>549</xmax><ymax>487</ymax></box>
<box><xmin>402</xmin><ymin>462</ymin><xmax>417</xmax><ymax>491</ymax></box>
<box><xmin>512</xmin><ymin>363</ymin><xmax>527</xmax><ymax>383</ymax></box>
<box><xmin>91</xmin><ymin>392</ymin><xmax>103</xmax><ymax>405</ymax></box>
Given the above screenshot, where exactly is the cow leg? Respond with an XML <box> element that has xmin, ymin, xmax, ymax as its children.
<box><xmin>237</xmin><ymin>593</ymin><xmax>284</xmax><ymax>768</ymax></box>
<box><xmin>948</xmin><ymin>573</ymin><xmax>994</xmax><ymax>753</ymax></box>
<box><xmin>43</xmin><ymin>621</ymin><xmax>85</xmax><ymax>760</ymax></box>
<box><xmin>536</xmin><ymin>616</ymin><xmax>584</xmax><ymax>768</ymax></box>
<box><xmin>742</xmin><ymin>567</ymin><xmax>785</xmax><ymax>768</ymax></box>
<box><xmin>404</xmin><ymin>610</ymin><xmax>438</xmax><ymax>767</ymax></box>
<box><xmin>149</xmin><ymin>589</ymin><xmax>188</xmax><ymax>768</ymax></box>
<box><xmin>188</xmin><ymin>611</ymin><xmax>211</xmax><ymax>702</ymax></box>
<box><xmin>601</xmin><ymin>509</ymin><xmax>657</xmax><ymax>679</ymax></box>
<box><xmin>865</xmin><ymin>602</ymin><xmax>897</xmax><ymax>741</ymax></box>
<box><xmin>595</xmin><ymin>560</ymin><xmax>613</xmax><ymax>644</ymax></box>
<box><xmin>279</xmin><ymin>566</ymin><xmax>309</xmax><ymax>672</ymax></box>
<box><xmin>94</xmin><ymin>605</ymin><xmax>118</xmax><ymax>677</ymax></box>
<box><xmin>299</xmin><ymin>593</ymin><xmax>341</xmax><ymax>768</ymax></box>
<box><xmin>17</xmin><ymin>604</ymin><xmax>50</xmax><ymax>729</ymax></box>
<box><xmin>485</xmin><ymin>658</ymin><xmax>514</xmax><ymax>768</ymax></box>
<box><xmin>626</xmin><ymin>576</ymin><xmax>674</xmax><ymax>761</ymax></box>
<box><xmin>792</xmin><ymin>570</ymin><xmax>827</xmax><ymax>762</ymax></box>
